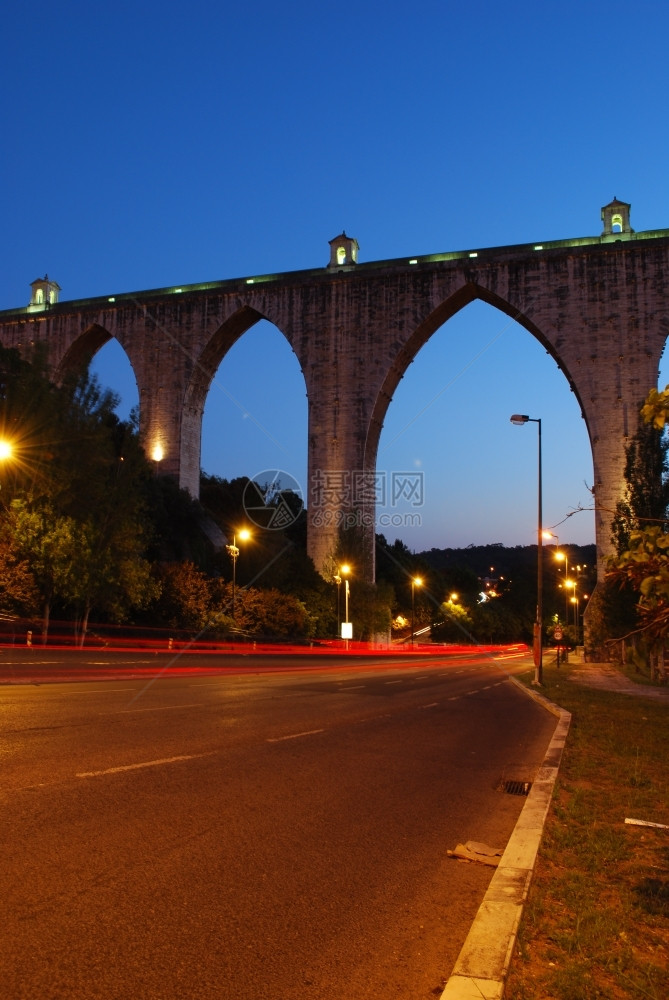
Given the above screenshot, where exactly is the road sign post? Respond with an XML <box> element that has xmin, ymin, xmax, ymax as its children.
<box><xmin>554</xmin><ymin>625</ymin><xmax>563</xmax><ymax>667</ymax></box>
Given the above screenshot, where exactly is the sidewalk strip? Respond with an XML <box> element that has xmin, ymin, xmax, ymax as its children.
<box><xmin>440</xmin><ymin>680</ymin><xmax>571</xmax><ymax>999</ymax></box>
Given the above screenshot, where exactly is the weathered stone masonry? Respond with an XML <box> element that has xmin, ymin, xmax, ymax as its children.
<box><xmin>2</xmin><ymin>204</ymin><xmax>669</xmax><ymax>650</ymax></box>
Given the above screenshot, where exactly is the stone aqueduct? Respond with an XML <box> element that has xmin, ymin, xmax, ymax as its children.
<box><xmin>1</xmin><ymin>198</ymin><xmax>669</xmax><ymax>624</ymax></box>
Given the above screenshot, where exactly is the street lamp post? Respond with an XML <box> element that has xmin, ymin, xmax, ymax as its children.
<box><xmin>334</xmin><ymin>573</ymin><xmax>341</xmax><ymax>636</ymax></box>
<box><xmin>511</xmin><ymin>414</ymin><xmax>543</xmax><ymax>685</ymax></box>
<box><xmin>411</xmin><ymin>577</ymin><xmax>423</xmax><ymax>648</ymax></box>
<box><xmin>226</xmin><ymin>529</ymin><xmax>250</xmax><ymax>622</ymax></box>
<box><xmin>339</xmin><ymin>564</ymin><xmax>352</xmax><ymax>647</ymax></box>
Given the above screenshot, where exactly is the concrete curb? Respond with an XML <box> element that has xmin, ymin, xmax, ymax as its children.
<box><xmin>440</xmin><ymin>678</ymin><xmax>571</xmax><ymax>999</ymax></box>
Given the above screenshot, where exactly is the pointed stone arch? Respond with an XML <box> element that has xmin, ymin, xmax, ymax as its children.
<box><xmin>53</xmin><ymin>323</ymin><xmax>114</xmax><ymax>384</ymax></box>
<box><xmin>180</xmin><ymin>305</ymin><xmax>306</xmax><ymax>497</ymax></box>
<box><xmin>362</xmin><ymin>283</ymin><xmax>589</xmax><ymax>496</ymax></box>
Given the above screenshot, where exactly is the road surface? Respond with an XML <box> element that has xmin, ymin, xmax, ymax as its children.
<box><xmin>0</xmin><ymin>650</ymin><xmax>555</xmax><ymax>999</ymax></box>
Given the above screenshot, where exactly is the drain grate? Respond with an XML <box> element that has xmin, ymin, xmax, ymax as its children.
<box><xmin>501</xmin><ymin>779</ymin><xmax>532</xmax><ymax>796</ymax></box>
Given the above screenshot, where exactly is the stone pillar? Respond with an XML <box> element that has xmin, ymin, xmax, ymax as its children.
<box><xmin>305</xmin><ymin>350</ymin><xmax>377</xmax><ymax>583</ymax></box>
<box><xmin>306</xmin><ymin>379</ymin><xmax>376</xmax><ymax>582</ymax></box>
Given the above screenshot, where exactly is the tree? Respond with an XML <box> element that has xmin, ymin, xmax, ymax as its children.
<box><xmin>470</xmin><ymin>597</ymin><xmax>522</xmax><ymax>645</ymax></box>
<box><xmin>606</xmin><ymin>527</ymin><xmax>669</xmax><ymax>680</ymax></box>
<box><xmin>144</xmin><ymin>474</ymin><xmax>208</xmax><ymax>564</ymax></box>
<box><xmin>431</xmin><ymin>596</ymin><xmax>474</xmax><ymax>644</ymax></box>
<box><xmin>347</xmin><ymin>580</ymin><xmax>393</xmax><ymax>641</ymax></box>
<box><xmin>606</xmin><ymin>387</ymin><xmax>669</xmax><ymax>679</ymax></box>
<box><xmin>375</xmin><ymin>534</ymin><xmax>443</xmax><ymax>627</ymax></box>
<box><xmin>64</xmin><ymin>516</ymin><xmax>159</xmax><ymax>644</ymax></box>
<box><xmin>155</xmin><ymin>562</ymin><xmax>217</xmax><ymax>633</ymax></box>
<box><xmin>0</xmin><ymin>350</ymin><xmax>162</xmax><ymax>639</ymax></box>
<box><xmin>0</xmin><ymin>526</ymin><xmax>40</xmax><ymax>616</ymax></box>
<box><xmin>6</xmin><ymin>498</ymin><xmax>79</xmax><ymax>640</ymax></box>
<box><xmin>234</xmin><ymin>586</ymin><xmax>310</xmax><ymax>638</ymax></box>
<box><xmin>610</xmin><ymin>411</ymin><xmax>669</xmax><ymax>555</ymax></box>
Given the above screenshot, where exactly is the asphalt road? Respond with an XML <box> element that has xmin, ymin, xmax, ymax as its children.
<box><xmin>0</xmin><ymin>651</ymin><xmax>556</xmax><ymax>999</ymax></box>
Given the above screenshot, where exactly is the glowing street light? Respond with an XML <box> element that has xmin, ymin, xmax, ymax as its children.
<box><xmin>226</xmin><ymin>529</ymin><xmax>251</xmax><ymax>622</ymax></box>
<box><xmin>411</xmin><ymin>576</ymin><xmax>423</xmax><ymax>648</ymax></box>
<box><xmin>0</xmin><ymin>439</ymin><xmax>14</xmax><ymax>498</ymax></box>
<box><xmin>510</xmin><ymin>413</ymin><xmax>543</xmax><ymax>684</ymax></box>
<box><xmin>545</xmin><ymin>531</ymin><xmax>569</xmax><ymax>627</ymax></box>
<box><xmin>554</xmin><ymin>551</ymin><xmax>570</xmax><ymax>624</ymax></box>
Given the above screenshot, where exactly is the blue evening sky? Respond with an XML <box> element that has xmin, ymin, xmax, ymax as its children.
<box><xmin>2</xmin><ymin>1</ymin><xmax>668</xmax><ymax>552</ymax></box>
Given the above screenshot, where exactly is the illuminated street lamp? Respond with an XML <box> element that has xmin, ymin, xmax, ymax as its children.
<box><xmin>545</xmin><ymin>536</ymin><xmax>565</xmax><ymax>664</ymax></box>
<box><xmin>566</xmin><ymin>577</ymin><xmax>577</xmax><ymax>627</ymax></box>
<box><xmin>0</xmin><ymin>439</ymin><xmax>13</xmax><ymax>500</ymax></box>
<box><xmin>411</xmin><ymin>576</ymin><xmax>423</xmax><ymax>648</ymax></box>
<box><xmin>555</xmin><ymin>552</ymin><xmax>570</xmax><ymax>625</ymax></box>
<box><xmin>562</xmin><ymin>575</ymin><xmax>573</xmax><ymax>628</ymax></box>
<box><xmin>511</xmin><ymin>413</ymin><xmax>543</xmax><ymax>684</ymax></box>
<box><xmin>226</xmin><ymin>529</ymin><xmax>251</xmax><ymax>622</ymax></box>
<box><xmin>570</xmin><ymin>594</ymin><xmax>578</xmax><ymax>628</ymax></box>
<box><xmin>545</xmin><ymin>532</ymin><xmax>569</xmax><ymax>626</ymax></box>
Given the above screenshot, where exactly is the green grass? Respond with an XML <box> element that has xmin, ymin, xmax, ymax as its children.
<box><xmin>504</xmin><ymin>661</ymin><xmax>669</xmax><ymax>1000</ymax></box>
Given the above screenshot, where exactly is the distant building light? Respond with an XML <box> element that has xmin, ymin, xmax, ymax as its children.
<box><xmin>409</xmin><ymin>259</ymin><xmax>418</xmax><ymax>265</ymax></box>
<box><xmin>469</xmin><ymin>252</ymin><xmax>478</xmax><ymax>258</ymax></box>
<box><xmin>246</xmin><ymin>278</ymin><xmax>255</xmax><ymax>284</ymax></box>
<box><xmin>151</xmin><ymin>444</ymin><xmax>164</xmax><ymax>462</ymax></box>
<box><xmin>174</xmin><ymin>288</ymin><xmax>182</xmax><ymax>293</ymax></box>
<box><xmin>534</xmin><ymin>245</ymin><xmax>544</xmax><ymax>251</ymax></box>
<box><xmin>108</xmin><ymin>296</ymin><xmax>115</xmax><ymax>302</ymax></box>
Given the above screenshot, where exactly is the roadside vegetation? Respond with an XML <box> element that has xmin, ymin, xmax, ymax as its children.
<box><xmin>587</xmin><ymin>387</ymin><xmax>669</xmax><ymax>679</ymax></box>
<box><xmin>506</xmin><ymin>660</ymin><xmax>668</xmax><ymax>999</ymax></box>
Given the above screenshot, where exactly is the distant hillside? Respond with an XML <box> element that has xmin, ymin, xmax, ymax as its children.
<box><xmin>419</xmin><ymin>542</ymin><xmax>597</xmax><ymax>579</ymax></box>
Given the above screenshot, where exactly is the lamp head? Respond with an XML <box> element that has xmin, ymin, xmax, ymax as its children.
<box><xmin>510</xmin><ymin>414</ymin><xmax>530</xmax><ymax>425</ymax></box>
